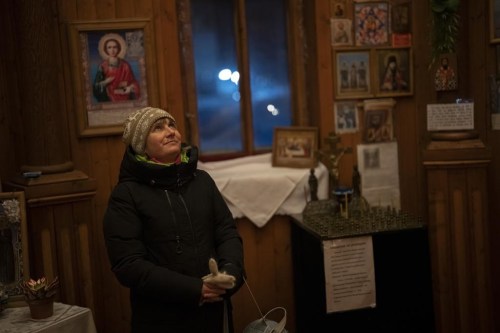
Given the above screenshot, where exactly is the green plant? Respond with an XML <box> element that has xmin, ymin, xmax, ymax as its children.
<box><xmin>430</xmin><ymin>0</ymin><xmax>460</xmax><ymax>66</ymax></box>
<box><xmin>20</xmin><ymin>276</ymin><xmax>59</xmax><ymax>301</ymax></box>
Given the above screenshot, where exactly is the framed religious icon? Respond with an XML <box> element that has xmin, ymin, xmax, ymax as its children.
<box><xmin>354</xmin><ymin>1</ymin><xmax>390</xmax><ymax>46</ymax></box>
<box><xmin>362</xmin><ymin>98</ymin><xmax>395</xmax><ymax>143</ymax></box>
<box><xmin>0</xmin><ymin>191</ymin><xmax>29</xmax><ymax>307</ymax></box>
<box><xmin>331</xmin><ymin>1</ymin><xmax>347</xmax><ymax>18</ymax></box>
<box><xmin>272</xmin><ymin>127</ymin><xmax>318</xmax><ymax>168</ymax></box>
<box><xmin>391</xmin><ymin>2</ymin><xmax>411</xmax><ymax>34</ymax></box>
<box><xmin>68</xmin><ymin>19</ymin><xmax>159</xmax><ymax>137</ymax></box>
<box><xmin>491</xmin><ymin>0</ymin><xmax>500</xmax><ymax>43</ymax></box>
<box><xmin>363</xmin><ymin>108</ymin><xmax>393</xmax><ymax>143</ymax></box>
<box><xmin>331</xmin><ymin>19</ymin><xmax>353</xmax><ymax>47</ymax></box>
<box><xmin>334</xmin><ymin>50</ymin><xmax>373</xmax><ymax>99</ymax></box>
<box><xmin>433</xmin><ymin>53</ymin><xmax>458</xmax><ymax>91</ymax></box>
<box><xmin>374</xmin><ymin>47</ymin><xmax>413</xmax><ymax>97</ymax></box>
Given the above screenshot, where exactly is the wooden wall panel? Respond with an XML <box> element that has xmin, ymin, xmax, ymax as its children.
<box><xmin>426</xmin><ymin>162</ymin><xmax>493</xmax><ymax>333</ymax></box>
<box><xmin>232</xmin><ymin>216</ymin><xmax>296</xmax><ymax>333</ymax></box>
<box><xmin>24</xmin><ymin>199</ymin><xmax>97</xmax><ymax>309</ymax></box>
<box><xmin>0</xmin><ymin>0</ymin><xmax>21</xmax><ymax>183</ymax></box>
<box><xmin>488</xmin><ymin>136</ymin><xmax>500</xmax><ymax>331</ymax></box>
<box><xmin>0</xmin><ymin>0</ymin><xmax>499</xmax><ymax>333</ymax></box>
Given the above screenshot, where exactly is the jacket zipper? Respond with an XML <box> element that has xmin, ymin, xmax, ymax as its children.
<box><xmin>179</xmin><ymin>194</ymin><xmax>202</xmax><ymax>274</ymax></box>
<box><xmin>164</xmin><ymin>190</ymin><xmax>183</xmax><ymax>254</ymax></box>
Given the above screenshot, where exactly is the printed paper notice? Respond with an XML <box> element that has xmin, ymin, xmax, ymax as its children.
<box><xmin>427</xmin><ymin>103</ymin><xmax>474</xmax><ymax>131</ymax></box>
<box><xmin>357</xmin><ymin>141</ymin><xmax>400</xmax><ymax>209</ymax></box>
<box><xmin>323</xmin><ymin>236</ymin><xmax>376</xmax><ymax>313</ymax></box>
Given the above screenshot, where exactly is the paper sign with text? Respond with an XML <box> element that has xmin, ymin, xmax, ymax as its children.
<box><xmin>323</xmin><ymin>236</ymin><xmax>376</xmax><ymax>313</ymax></box>
<box><xmin>427</xmin><ymin>103</ymin><xmax>474</xmax><ymax>131</ymax></box>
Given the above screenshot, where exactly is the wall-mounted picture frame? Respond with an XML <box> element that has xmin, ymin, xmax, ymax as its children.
<box><xmin>68</xmin><ymin>18</ymin><xmax>158</xmax><ymax>137</ymax></box>
<box><xmin>362</xmin><ymin>98</ymin><xmax>395</xmax><ymax>143</ymax></box>
<box><xmin>374</xmin><ymin>47</ymin><xmax>413</xmax><ymax>97</ymax></box>
<box><xmin>433</xmin><ymin>53</ymin><xmax>458</xmax><ymax>92</ymax></box>
<box><xmin>354</xmin><ymin>1</ymin><xmax>389</xmax><ymax>46</ymax></box>
<box><xmin>391</xmin><ymin>2</ymin><xmax>411</xmax><ymax>34</ymax></box>
<box><xmin>334</xmin><ymin>100</ymin><xmax>359</xmax><ymax>133</ymax></box>
<box><xmin>334</xmin><ymin>50</ymin><xmax>373</xmax><ymax>99</ymax></box>
<box><xmin>331</xmin><ymin>19</ymin><xmax>353</xmax><ymax>46</ymax></box>
<box><xmin>332</xmin><ymin>1</ymin><xmax>346</xmax><ymax>18</ymax></box>
<box><xmin>0</xmin><ymin>191</ymin><xmax>29</xmax><ymax>307</ymax></box>
<box><xmin>490</xmin><ymin>0</ymin><xmax>500</xmax><ymax>43</ymax></box>
<box><xmin>272</xmin><ymin>127</ymin><xmax>318</xmax><ymax>168</ymax></box>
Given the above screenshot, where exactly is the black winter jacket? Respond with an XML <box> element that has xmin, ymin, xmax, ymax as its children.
<box><xmin>103</xmin><ymin>146</ymin><xmax>244</xmax><ymax>333</ymax></box>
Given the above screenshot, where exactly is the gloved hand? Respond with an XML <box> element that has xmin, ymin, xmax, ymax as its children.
<box><xmin>202</xmin><ymin>258</ymin><xmax>236</xmax><ymax>289</ymax></box>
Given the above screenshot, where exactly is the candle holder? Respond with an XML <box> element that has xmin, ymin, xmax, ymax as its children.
<box><xmin>333</xmin><ymin>187</ymin><xmax>353</xmax><ymax>219</ymax></box>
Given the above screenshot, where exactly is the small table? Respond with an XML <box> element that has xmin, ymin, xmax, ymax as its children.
<box><xmin>198</xmin><ymin>153</ymin><xmax>329</xmax><ymax>227</ymax></box>
<box><xmin>291</xmin><ymin>212</ymin><xmax>435</xmax><ymax>333</ymax></box>
<box><xmin>0</xmin><ymin>302</ymin><xmax>97</xmax><ymax>333</ymax></box>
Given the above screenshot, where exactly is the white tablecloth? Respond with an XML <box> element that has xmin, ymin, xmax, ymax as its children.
<box><xmin>198</xmin><ymin>153</ymin><xmax>329</xmax><ymax>227</ymax></box>
<box><xmin>0</xmin><ymin>302</ymin><xmax>96</xmax><ymax>333</ymax></box>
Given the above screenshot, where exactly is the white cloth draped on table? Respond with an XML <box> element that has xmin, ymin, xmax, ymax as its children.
<box><xmin>198</xmin><ymin>153</ymin><xmax>329</xmax><ymax>227</ymax></box>
<box><xmin>0</xmin><ymin>302</ymin><xmax>96</xmax><ymax>333</ymax></box>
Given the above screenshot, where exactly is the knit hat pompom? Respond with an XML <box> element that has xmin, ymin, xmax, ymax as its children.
<box><xmin>123</xmin><ymin>107</ymin><xmax>176</xmax><ymax>155</ymax></box>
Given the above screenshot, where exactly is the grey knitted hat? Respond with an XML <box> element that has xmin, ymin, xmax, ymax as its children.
<box><xmin>122</xmin><ymin>107</ymin><xmax>176</xmax><ymax>155</ymax></box>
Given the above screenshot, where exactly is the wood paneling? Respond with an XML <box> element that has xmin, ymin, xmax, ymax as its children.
<box><xmin>1</xmin><ymin>0</ymin><xmax>500</xmax><ymax>333</ymax></box>
<box><xmin>232</xmin><ymin>216</ymin><xmax>296</xmax><ymax>333</ymax></box>
<box><xmin>20</xmin><ymin>197</ymin><xmax>97</xmax><ymax>308</ymax></box>
<box><xmin>425</xmin><ymin>148</ymin><xmax>493</xmax><ymax>333</ymax></box>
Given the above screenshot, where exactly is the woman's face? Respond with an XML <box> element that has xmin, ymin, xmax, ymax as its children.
<box><xmin>105</xmin><ymin>40</ymin><xmax>120</xmax><ymax>57</ymax></box>
<box><xmin>144</xmin><ymin>118</ymin><xmax>182</xmax><ymax>163</ymax></box>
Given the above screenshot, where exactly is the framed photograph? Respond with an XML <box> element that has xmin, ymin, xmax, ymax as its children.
<box><xmin>334</xmin><ymin>50</ymin><xmax>373</xmax><ymax>99</ymax></box>
<box><xmin>0</xmin><ymin>191</ymin><xmax>29</xmax><ymax>307</ymax></box>
<box><xmin>68</xmin><ymin>19</ymin><xmax>158</xmax><ymax>137</ymax></box>
<box><xmin>374</xmin><ymin>47</ymin><xmax>413</xmax><ymax>97</ymax></box>
<box><xmin>331</xmin><ymin>19</ymin><xmax>353</xmax><ymax>46</ymax></box>
<box><xmin>334</xmin><ymin>101</ymin><xmax>359</xmax><ymax>133</ymax></box>
<box><xmin>354</xmin><ymin>1</ymin><xmax>389</xmax><ymax>46</ymax></box>
<box><xmin>490</xmin><ymin>0</ymin><xmax>500</xmax><ymax>43</ymax></box>
<box><xmin>272</xmin><ymin>127</ymin><xmax>318</xmax><ymax>168</ymax></box>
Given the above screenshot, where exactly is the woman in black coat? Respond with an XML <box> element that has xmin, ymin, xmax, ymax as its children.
<box><xmin>103</xmin><ymin>107</ymin><xmax>245</xmax><ymax>333</ymax></box>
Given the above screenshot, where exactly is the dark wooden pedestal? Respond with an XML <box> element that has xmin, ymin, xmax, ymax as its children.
<box><xmin>423</xmin><ymin>138</ymin><xmax>493</xmax><ymax>333</ymax></box>
<box><xmin>291</xmin><ymin>221</ymin><xmax>435</xmax><ymax>333</ymax></box>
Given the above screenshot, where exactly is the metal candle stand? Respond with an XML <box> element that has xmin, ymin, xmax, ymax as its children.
<box><xmin>302</xmin><ymin>198</ymin><xmax>423</xmax><ymax>239</ymax></box>
<box><xmin>307</xmin><ymin>131</ymin><xmax>423</xmax><ymax>238</ymax></box>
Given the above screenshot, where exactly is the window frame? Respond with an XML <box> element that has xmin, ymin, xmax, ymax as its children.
<box><xmin>176</xmin><ymin>0</ymin><xmax>308</xmax><ymax>161</ymax></box>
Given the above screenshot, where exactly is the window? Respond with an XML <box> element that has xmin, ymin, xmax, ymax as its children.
<box><xmin>181</xmin><ymin>0</ymin><xmax>297</xmax><ymax>159</ymax></box>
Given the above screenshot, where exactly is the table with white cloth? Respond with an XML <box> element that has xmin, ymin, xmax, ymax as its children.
<box><xmin>0</xmin><ymin>302</ymin><xmax>97</xmax><ymax>333</ymax></box>
<box><xmin>198</xmin><ymin>153</ymin><xmax>329</xmax><ymax>227</ymax></box>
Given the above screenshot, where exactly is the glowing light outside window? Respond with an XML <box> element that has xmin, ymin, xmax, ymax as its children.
<box><xmin>218</xmin><ymin>69</ymin><xmax>232</xmax><ymax>81</ymax></box>
<box><xmin>191</xmin><ymin>0</ymin><xmax>291</xmax><ymax>155</ymax></box>
<box><xmin>246</xmin><ymin>0</ymin><xmax>291</xmax><ymax>148</ymax></box>
<box><xmin>267</xmin><ymin>104</ymin><xmax>279</xmax><ymax>116</ymax></box>
<box><xmin>230</xmin><ymin>71</ymin><xmax>240</xmax><ymax>84</ymax></box>
<box><xmin>218</xmin><ymin>69</ymin><xmax>241</xmax><ymax>102</ymax></box>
